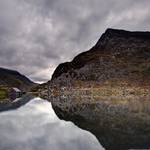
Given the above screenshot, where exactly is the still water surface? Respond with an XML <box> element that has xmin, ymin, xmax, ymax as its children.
<box><xmin>0</xmin><ymin>97</ymin><xmax>104</xmax><ymax>150</ymax></box>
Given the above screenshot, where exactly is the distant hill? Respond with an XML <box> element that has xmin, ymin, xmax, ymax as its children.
<box><xmin>0</xmin><ymin>67</ymin><xmax>36</xmax><ymax>91</ymax></box>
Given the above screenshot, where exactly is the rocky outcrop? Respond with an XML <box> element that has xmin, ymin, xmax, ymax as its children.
<box><xmin>50</xmin><ymin>28</ymin><xmax>150</xmax><ymax>150</ymax></box>
<box><xmin>51</xmin><ymin>28</ymin><xmax>150</xmax><ymax>87</ymax></box>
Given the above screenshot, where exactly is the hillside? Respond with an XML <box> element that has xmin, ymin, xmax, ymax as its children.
<box><xmin>52</xmin><ymin>28</ymin><xmax>150</xmax><ymax>87</ymax></box>
<box><xmin>50</xmin><ymin>28</ymin><xmax>150</xmax><ymax>150</ymax></box>
<box><xmin>0</xmin><ymin>67</ymin><xmax>36</xmax><ymax>91</ymax></box>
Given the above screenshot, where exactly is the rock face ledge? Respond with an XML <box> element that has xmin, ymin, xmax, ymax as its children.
<box><xmin>50</xmin><ymin>28</ymin><xmax>150</xmax><ymax>150</ymax></box>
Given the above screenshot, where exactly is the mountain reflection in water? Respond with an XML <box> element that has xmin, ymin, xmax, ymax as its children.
<box><xmin>0</xmin><ymin>97</ymin><xmax>104</xmax><ymax>150</ymax></box>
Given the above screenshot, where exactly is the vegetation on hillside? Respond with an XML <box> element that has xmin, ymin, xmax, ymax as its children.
<box><xmin>0</xmin><ymin>87</ymin><xmax>9</xmax><ymax>104</ymax></box>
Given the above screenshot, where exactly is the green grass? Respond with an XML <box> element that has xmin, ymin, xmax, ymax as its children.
<box><xmin>0</xmin><ymin>89</ymin><xmax>8</xmax><ymax>101</ymax></box>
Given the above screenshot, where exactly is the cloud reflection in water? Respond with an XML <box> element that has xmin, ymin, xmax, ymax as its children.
<box><xmin>0</xmin><ymin>98</ymin><xmax>104</xmax><ymax>150</ymax></box>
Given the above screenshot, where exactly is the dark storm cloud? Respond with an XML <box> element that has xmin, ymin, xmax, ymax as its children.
<box><xmin>0</xmin><ymin>0</ymin><xmax>150</xmax><ymax>82</ymax></box>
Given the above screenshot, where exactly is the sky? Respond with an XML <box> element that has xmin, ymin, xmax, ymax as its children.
<box><xmin>0</xmin><ymin>0</ymin><xmax>150</xmax><ymax>83</ymax></box>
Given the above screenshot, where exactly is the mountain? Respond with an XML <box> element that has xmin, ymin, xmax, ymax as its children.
<box><xmin>0</xmin><ymin>67</ymin><xmax>36</xmax><ymax>91</ymax></box>
<box><xmin>52</xmin><ymin>28</ymin><xmax>150</xmax><ymax>86</ymax></box>
<box><xmin>50</xmin><ymin>28</ymin><xmax>150</xmax><ymax>150</ymax></box>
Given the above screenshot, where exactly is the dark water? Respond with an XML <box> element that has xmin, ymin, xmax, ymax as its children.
<box><xmin>0</xmin><ymin>97</ymin><xmax>104</xmax><ymax>150</ymax></box>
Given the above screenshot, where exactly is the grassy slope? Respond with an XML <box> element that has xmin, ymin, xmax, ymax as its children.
<box><xmin>0</xmin><ymin>88</ymin><xmax>9</xmax><ymax>103</ymax></box>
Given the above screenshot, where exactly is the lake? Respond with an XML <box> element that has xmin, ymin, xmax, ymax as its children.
<box><xmin>0</xmin><ymin>97</ymin><xmax>104</xmax><ymax>150</ymax></box>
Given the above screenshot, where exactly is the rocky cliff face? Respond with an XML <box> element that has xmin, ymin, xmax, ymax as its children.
<box><xmin>50</xmin><ymin>29</ymin><xmax>150</xmax><ymax>150</ymax></box>
<box><xmin>52</xmin><ymin>28</ymin><xmax>150</xmax><ymax>87</ymax></box>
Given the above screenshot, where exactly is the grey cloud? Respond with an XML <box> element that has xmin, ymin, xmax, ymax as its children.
<box><xmin>0</xmin><ymin>0</ymin><xmax>150</xmax><ymax>82</ymax></box>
